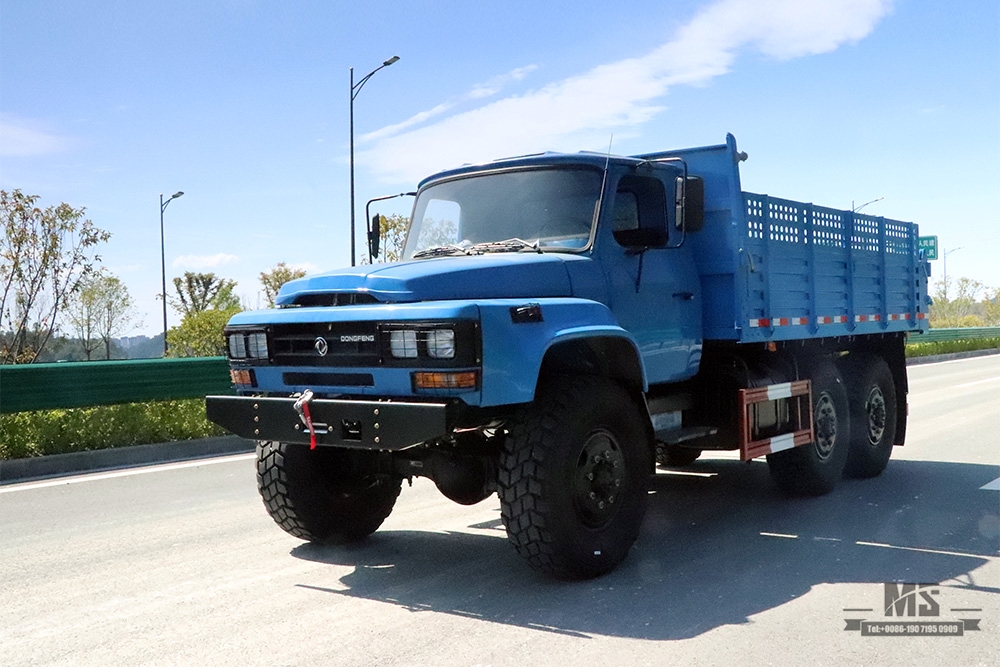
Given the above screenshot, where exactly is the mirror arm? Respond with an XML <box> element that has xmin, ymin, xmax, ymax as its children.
<box><xmin>365</xmin><ymin>192</ymin><xmax>416</xmax><ymax>263</ymax></box>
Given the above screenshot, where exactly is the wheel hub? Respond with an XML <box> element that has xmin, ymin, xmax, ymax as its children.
<box><xmin>574</xmin><ymin>429</ymin><xmax>625</xmax><ymax>528</ymax></box>
<box><xmin>814</xmin><ymin>392</ymin><xmax>838</xmax><ymax>460</ymax></box>
<box><xmin>865</xmin><ymin>386</ymin><xmax>887</xmax><ymax>446</ymax></box>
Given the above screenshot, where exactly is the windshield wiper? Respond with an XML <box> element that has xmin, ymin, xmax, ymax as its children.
<box><xmin>411</xmin><ymin>244</ymin><xmax>474</xmax><ymax>259</ymax></box>
<box><xmin>467</xmin><ymin>238</ymin><xmax>543</xmax><ymax>254</ymax></box>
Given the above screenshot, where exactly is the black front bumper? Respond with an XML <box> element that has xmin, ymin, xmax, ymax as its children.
<box><xmin>205</xmin><ymin>395</ymin><xmax>449</xmax><ymax>450</ymax></box>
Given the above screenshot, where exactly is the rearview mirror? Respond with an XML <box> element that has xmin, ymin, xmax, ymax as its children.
<box><xmin>369</xmin><ymin>214</ymin><xmax>383</xmax><ymax>259</ymax></box>
<box><xmin>675</xmin><ymin>176</ymin><xmax>704</xmax><ymax>232</ymax></box>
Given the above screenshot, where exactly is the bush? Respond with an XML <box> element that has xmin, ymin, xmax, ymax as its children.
<box><xmin>905</xmin><ymin>338</ymin><xmax>1000</xmax><ymax>358</ymax></box>
<box><xmin>0</xmin><ymin>399</ymin><xmax>226</xmax><ymax>460</ymax></box>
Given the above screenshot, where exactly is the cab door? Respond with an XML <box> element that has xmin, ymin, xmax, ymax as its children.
<box><xmin>600</xmin><ymin>173</ymin><xmax>702</xmax><ymax>383</ymax></box>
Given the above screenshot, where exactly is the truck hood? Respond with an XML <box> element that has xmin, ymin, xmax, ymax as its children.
<box><xmin>276</xmin><ymin>253</ymin><xmax>581</xmax><ymax>305</ymax></box>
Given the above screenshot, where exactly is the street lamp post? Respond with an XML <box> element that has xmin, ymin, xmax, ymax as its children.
<box><xmin>160</xmin><ymin>191</ymin><xmax>184</xmax><ymax>356</ymax></box>
<box><xmin>350</xmin><ymin>55</ymin><xmax>400</xmax><ymax>267</ymax></box>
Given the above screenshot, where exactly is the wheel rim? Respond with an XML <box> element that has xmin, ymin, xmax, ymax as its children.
<box><xmin>573</xmin><ymin>429</ymin><xmax>625</xmax><ymax>528</ymax></box>
<box><xmin>814</xmin><ymin>392</ymin><xmax>838</xmax><ymax>460</ymax></box>
<box><xmin>865</xmin><ymin>385</ymin><xmax>887</xmax><ymax>447</ymax></box>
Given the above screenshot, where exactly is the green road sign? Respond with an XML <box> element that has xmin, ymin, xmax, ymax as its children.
<box><xmin>918</xmin><ymin>235</ymin><xmax>938</xmax><ymax>260</ymax></box>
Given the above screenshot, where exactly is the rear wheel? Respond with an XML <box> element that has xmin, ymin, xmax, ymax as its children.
<box><xmin>767</xmin><ymin>361</ymin><xmax>850</xmax><ymax>496</ymax></box>
<box><xmin>498</xmin><ymin>376</ymin><xmax>652</xmax><ymax>579</ymax></box>
<box><xmin>840</xmin><ymin>355</ymin><xmax>897</xmax><ymax>478</ymax></box>
<box><xmin>257</xmin><ymin>442</ymin><xmax>401</xmax><ymax>542</ymax></box>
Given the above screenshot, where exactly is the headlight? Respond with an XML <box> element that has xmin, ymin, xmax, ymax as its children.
<box><xmin>380</xmin><ymin>321</ymin><xmax>478</xmax><ymax>366</ymax></box>
<box><xmin>247</xmin><ymin>332</ymin><xmax>268</xmax><ymax>358</ymax></box>
<box><xmin>228</xmin><ymin>333</ymin><xmax>246</xmax><ymax>358</ymax></box>
<box><xmin>227</xmin><ymin>330</ymin><xmax>268</xmax><ymax>360</ymax></box>
<box><xmin>426</xmin><ymin>329</ymin><xmax>455</xmax><ymax>359</ymax></box>
<box><xmin>389</xmin><ymin>330</ymin><xmax>418</xmax><ymax>358</ymax></box>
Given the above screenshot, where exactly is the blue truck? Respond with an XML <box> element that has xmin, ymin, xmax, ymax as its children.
<box><xmin>206</xmin><ymin>134</ymin><xmax>930</xmax><ymax>578</ymax></box>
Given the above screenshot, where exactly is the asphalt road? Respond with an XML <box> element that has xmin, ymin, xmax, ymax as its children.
<box><xmin>2</xmin><ymin>356</ymin><xmax>998</xmax><ymax>666</ymax></box>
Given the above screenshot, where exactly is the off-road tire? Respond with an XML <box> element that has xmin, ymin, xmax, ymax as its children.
<box><xmin>767</xmin><ymin>361</ymin><xmax>850</xmax><ymax>496</ymax></box>
<box><xmin>498</xmin><ymin>376</ymin><xmax>652</xmax><ymax>579</ymax></box>
<box><xmin>256</xmin><ymin>441</ymin><xmax>401</xmax><ymax>542</ymax></box>
<box><xmin>839</xmin><ymin>355</ymin><xmax>897</xmax><ymax>478</ymax></box>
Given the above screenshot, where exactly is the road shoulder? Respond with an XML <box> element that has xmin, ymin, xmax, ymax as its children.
<box><xmin>0</xmin><ymin>435</ymin><xmax>254</xmax><ymax>485</ymax></box>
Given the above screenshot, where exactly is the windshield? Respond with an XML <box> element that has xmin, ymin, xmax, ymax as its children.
<box><xmin>403</xmin><ymin>167</ymin><xmax>602</xmax><ymax>260</ymax></box>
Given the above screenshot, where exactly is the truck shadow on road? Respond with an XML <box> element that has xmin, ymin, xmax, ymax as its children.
<box><xmin>292</xmin><ymin>457</ymin><xmax>1000</xmax><ymax>640</ymax></box>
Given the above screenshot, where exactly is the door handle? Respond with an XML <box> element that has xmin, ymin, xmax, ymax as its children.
<box><xmin>672</xmin><ymin>292</ymin><xmax>695</xmax><ymax>301</ymax></box>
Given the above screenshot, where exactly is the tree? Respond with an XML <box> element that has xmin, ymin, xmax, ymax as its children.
<box><xmin>64</xmin><ymin>275</ymin><xmax>103</xmax><ymax>361</ymax></box>
<box><xmin>929</xmin><ymin>276</ymin><xmax>986</xmax><ymax>328</ymax></box>
<box><xmin>372</xmin><ymin>214</ymin><xmax>410</xmax><ymax>263</ymax></box>
<box><xmin>984</xmin><ymin>287</ymin><xmax>1000</xmax><ymax>326</ymax></box>
<box><xmin>165</xmin><ymin>307</ymin><xmax>241</xmax><ymax>357</ymax></box>
<box><xmin>166</xmin><ymin>271</ymin><xmax>242</xmax><ymax>357</ymax></box>
<box><xmin>66</xmin><ymin>271</ymin><xmax>140</xmax><ymax>360</ymax></box>
<box><xmin>260</xmin><ymin>263</ymin><xmax>307</xmax><ymax>307</ymax></box>
<box><xmin>169</xmin><ymin>271</ymin><xmax>239</xmax><ymax>316</ymax></box>
<box><xmin>1</xmin><ymin>189</ymin><xmax>111</xmax><ymax>364</ymax></box>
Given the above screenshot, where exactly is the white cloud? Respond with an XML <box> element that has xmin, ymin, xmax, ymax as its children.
<box><xmin>172</xmin><ymin>253</ymin><xmax>240</xmax><ymax>270</ymax></box>
<box><xmin>0</xmin><ymin>114</ymin><xmax>74</xmax><ymax>157</ymax></box>
<box><xmin>358</xmin><ymin>0</ymin><xmax>892</xmax><ymax>184</ymax></box>
<box><xmin>359</xmin><ymin>65</ymin><xmax>540</xmax><ymax>144</ymax></box>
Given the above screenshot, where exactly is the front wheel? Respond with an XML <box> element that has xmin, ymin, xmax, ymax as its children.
<box><xmin>498</xmin><ymin>376</ymin><xmax>652</xmax><ymax>579</ymax></box>
<box><xmin>767</xmin><ymin>361</ymin><xmax>850</xmax><ymax>496</ymax></box>
<box><xmin>257</xmin><ymin>442</ymin><xmax>401</xmax><ymax>542</ymax></box>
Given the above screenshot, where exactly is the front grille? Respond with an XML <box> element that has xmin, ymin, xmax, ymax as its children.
<box><xmin>270</xmin><ymin>322</ymin><xmax>379</xmax><ymax>367</ymax></box>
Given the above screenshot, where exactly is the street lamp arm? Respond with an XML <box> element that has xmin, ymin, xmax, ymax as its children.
<box><xmin>160</xmin><ymin>191</ymin><xmax>185</xmax><ymax>214</ymax></box>
<box><xmin>852</xmin><ymin>196</ymin><xmax>884</xmax><ymax>213</ymax></box>
<box><xmin>352</xmin><ymin>68</ymin><xmax>383</xmax><ymax>100</ymax></box>
<box><xmin>351</xmin><ymin>56</ymin><xmax>400</xmax><ymax>100</ymax></box>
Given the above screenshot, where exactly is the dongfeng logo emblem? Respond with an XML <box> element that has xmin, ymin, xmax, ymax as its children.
<box><xmin>314</xmin><ymin>337</ymin><xmax>329</xmax><ymax>357</ymax></box>
<box><xmin>340</xmin><ymin>334</ymin><xmax>375</xmax><ymax>343</ymax></box>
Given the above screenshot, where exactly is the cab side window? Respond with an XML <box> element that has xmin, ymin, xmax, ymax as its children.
<box><xmin>612</xmin><ymin>175</ymin><xmax>667</xmax><ymax>248</ymax></box>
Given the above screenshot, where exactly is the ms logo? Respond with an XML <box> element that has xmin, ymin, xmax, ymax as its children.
<box><xmin>884</xmin><ymin>583</ymin><xmax>940</xmax><ymax>617</ymax></box>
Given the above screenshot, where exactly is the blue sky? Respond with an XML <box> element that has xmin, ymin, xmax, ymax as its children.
<box><xmin>2</xmin><ymin>0</ymin><xmax>998</xmax><ymax>336</ymax></box>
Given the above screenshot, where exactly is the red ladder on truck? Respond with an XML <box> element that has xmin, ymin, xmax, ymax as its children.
<box><xmin>738</xmin><ymin>380</ymin><xmax>815</xmax><ymax>460</ymax></box>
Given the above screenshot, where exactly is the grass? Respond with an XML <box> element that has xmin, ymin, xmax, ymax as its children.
<box><xmin>904</xmin><ymin>338</ymin><xmax>1000</xmax><ymax>358</ymax></box>
<box><xmin>0</xmin><ymin>399</ymin><xmax>226</xmax><ymax>461</ymax></box>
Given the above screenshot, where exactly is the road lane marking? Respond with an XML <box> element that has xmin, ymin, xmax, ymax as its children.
<box><xmin>856</xmin><ymin>540</ymin><xmax>987</xmax><ymax>559</ymax></box>
<box><xmin>0</xmin><ymin>453</ymin><xmax>256</xmax><ymax>494</ymax></box>
<box><xmin>981</xmin><ymin>477</ymin><xmax>1000</xmax><ymax>491</ymax></box>
<box><xmin>953</xmin><ymin>376</ymin><xmax>1000</xmax><ymax>389</ymax></box>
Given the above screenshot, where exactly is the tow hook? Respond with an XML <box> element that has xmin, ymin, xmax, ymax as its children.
<box><xmin>293</xmin><ymin>389</ymin><xmax>317</xmax><ymax>449</ymax></box>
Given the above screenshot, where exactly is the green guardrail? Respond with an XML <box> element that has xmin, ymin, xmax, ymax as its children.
<box><xmin>0</xmin><ymin>357</ymin><xmax>233</xmax><ymax>414</ymax></box>
<box><xmin>908</xmin><ymin>327</ymin><xmax>1000</xmax><ymax>343</ymax></box>
<box><xmin>1</xmin><ymin>327</ymin><xmax>997</xmax><ymax>415</ymax></box>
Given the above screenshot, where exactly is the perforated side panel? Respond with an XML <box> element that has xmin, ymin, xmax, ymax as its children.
<box><xmin>737</xmin><ymin>193</ymin><xmax>925</xmax><ymax>343</ymax></box>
